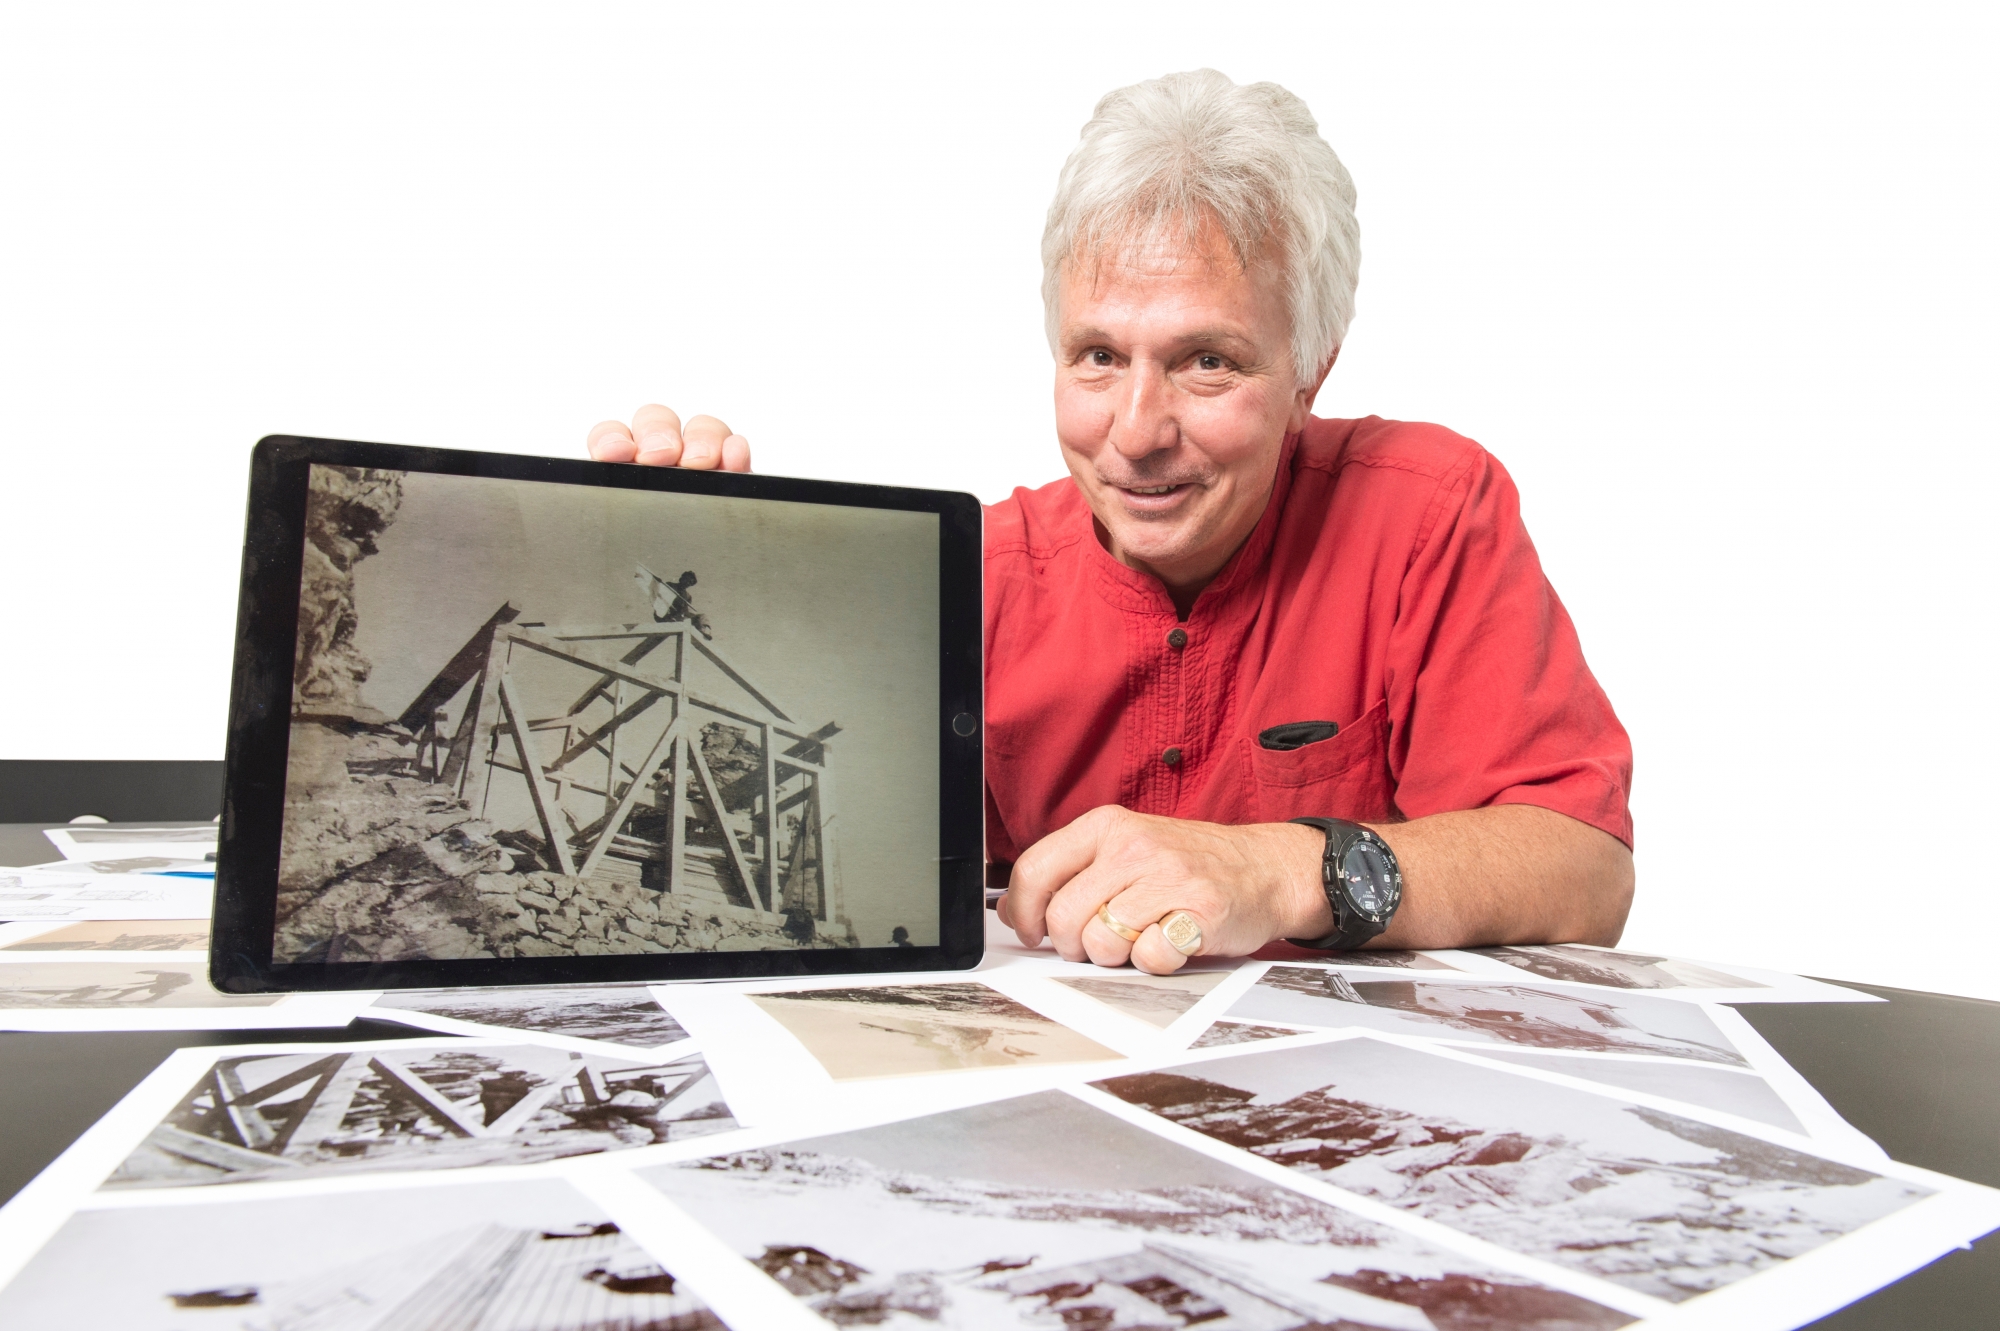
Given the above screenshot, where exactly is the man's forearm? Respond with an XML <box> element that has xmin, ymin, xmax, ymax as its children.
<box><xmin>1363</xmin><ymin>804</ymin><xmax>1633</xmax><ymax>950</ymax></box>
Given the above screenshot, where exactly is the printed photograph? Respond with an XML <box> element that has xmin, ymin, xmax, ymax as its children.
<box><xmin>1096</xmin><ymin>1038</ymin><xmax>1931</xmax><ymax>1302</ymax></box>
<box><xmin>1</xmin><ymin>919</ymin><xmax>210</xmax><ymax>951</ymax></box>
<box><xmin>373</xmin><ymin>982</ymin><xmax>691</xmax><ymax>1050</ymax></box>
<box><xmin>1465</xmin><ymin>1048</ymin><xmax>1806</xmax><ymax>1134</ymax></box>
<box><xmin>1470</xmin><ymin>945</ymin><xmax>1762</xmax><ymax>991</ymax></box>
<box><xmin>1052</xmin><ymin>970</ymin><xmax>1226</xmax><ymax>1028</ymax></box>
<box><xmin>749</xmin><ymin>982</ymin><xmax>1117</xmax><ymax>1079</ymax></box>
<box><xmin>275</xmin><ymin>463</ymin><xmax>942</xmax><ymax>964</ymax></box>
<box><xmin>0</xmin><ymin>961</ymin><xmax>279</xmax><ymax>1009</ymax></box>
<box><xmin>1191</xmin><ymin>1021</ymin><xmax>1302</xmax><ymax>1049</ymax></box>
<box><xmin>1326</xmin><ymin>951</ymin><xmax>1464</xmax><ymax>971</ymax></box>
<box><xmin>105</xmin><ymin>1044</ymin><xmax>737</xmax><ymax>1189</ymax></box>
<box><xmin>642</xmin><ymin>1089</ymin><xmax>1633</xmax><ymax>1330</ymax></box>
<box><xmin>0</xmin><ymin>1177</ymin><xmax>724</xmax><ymax>1330</ymax></box>
<box><xmin>1227</xmin><ymin>967</ymin><xmax>1748</xmax><ymax>1065</ymax></box>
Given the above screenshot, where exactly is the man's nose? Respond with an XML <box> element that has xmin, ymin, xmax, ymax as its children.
<box><xmin>1107</xmin><ymin>362</ymin><xmax>1177</xmax><ymax>460</ymax></box>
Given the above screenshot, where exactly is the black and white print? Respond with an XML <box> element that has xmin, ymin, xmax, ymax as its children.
<box><xmin>1471</xmin><ymin>945</ymin><xmax>1762</xmax><ymax>991</ymax></box>
<box><xmin>372</xmin><ymin>983</ymin><xmax>691</xmax><ymax>1050</ymax></box>
<box><xmin>1228</xmin><ymin>967</ymin><xmax>1748</xmax><ymax>1065</ymax></box>
<box><xmin>275</xmin><ymin>464</ymin><xmax>941</xmax><ymax>963</ymax></box>
<box><xmin>0</xmin><ymin>1177</ymin><xmax>724</xmax><ymax>1330</ymax></box>
<box><xmin>1095</xmin><ymin>1038</ymin><xmax>1931</xmax><ymax>1302</ymax></box>
<box><xmin>1052</xmin><ymin>970</ymin><xmax>1226</xmax><ymax>1028</ymax></box>
<box><xmin>105</xmin><ymin>1044</ymin><xmax>737</xmax><ymax>1189</ymax></box>
<box><xmin>748</xmin><ymin>982</ymin><xmax>1117</xmax><ymax>1079</ymax></box>
<box><xmin>643</xmin><ymin>1089</ymin><xmax>1633</xmax><ymax>1330</ymax></box>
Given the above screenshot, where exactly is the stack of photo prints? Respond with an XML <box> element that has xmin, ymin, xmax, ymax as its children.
<box><xmin>2</xmin><ymin>862</ymin><xmax>1997</xmax><ymax>1330</ymax></box>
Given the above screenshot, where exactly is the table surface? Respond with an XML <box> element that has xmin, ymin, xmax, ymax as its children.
<box><xmin>3</xmin><ymin>821</ymin><xmax>1996</xmax><ymax>1328</ymax></box>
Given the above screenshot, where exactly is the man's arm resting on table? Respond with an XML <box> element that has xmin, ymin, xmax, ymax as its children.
<box><xmin>1366</xmin><ymin>803</ymin><xmax>1633</xmax><ymax>951</ymax></box>
<box><xmin>998</xmin><ymin>802</ymin><xmax>1633</xmax><ymax>974</ymax></box>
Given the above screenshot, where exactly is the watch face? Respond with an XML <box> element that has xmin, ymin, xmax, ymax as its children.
<box><xmin>1340</xmin><ymin>838</ymin><xmax>1398</xmax><ymax>919</ymax></box>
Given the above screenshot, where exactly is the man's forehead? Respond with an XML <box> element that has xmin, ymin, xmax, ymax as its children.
<box><xmin>1058</xmin><ymin>232</ymin><xmax>1286</xmax><ymax>344</ymax></box>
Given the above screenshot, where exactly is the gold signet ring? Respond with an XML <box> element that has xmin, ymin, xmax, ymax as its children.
<box><xmin>1096</xmin><ymin>903</ymin><xmax>1144</xmax><ymax>943</ymax></box>
<box><xmin>1160</xmin><ymin>910</ymin><xmax>1204</xmax><ymax>956</ymax></box>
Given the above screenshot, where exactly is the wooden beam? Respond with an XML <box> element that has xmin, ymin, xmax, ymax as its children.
<box><xmin>483</xmin><ymin>1082</ymin><xmax>564</xmax><ymax>1136</ymax></box>
<box><xmin>146</xmin><ymin>1124</ymin><xmax>302</xmax><ymax>1173</ymax></box>
<box><xmin>688</xmin><ymin>634</ymin><xmax>792</xmax><ymax>722</ymax></box>
<box><xmin>577</xmin><ymin>716</ymin><xmax>680</xmax><ymax>881</ymax></box>
<box><xmin>762</xmin><ymin>721</ymin><xmax>780</xmax><ymax>912</ymax></box>
<box><xmin>369</xmin><ymin>1057</ymin><xmax>485</xmax><ymax>1138</ymax></box>
<box><xmin>550</xmin><ymin>689</ymin><xmax>662</xmax><ymax>773</ymax></box>
<box><xmin>686</xmin><ymin>733</ymin><xmax>765</xmax><ymax>912</ymax></box>
<box><xmin>396</xmin><ymin>602</ymin><xmax>522</xmax><ymax>732</ymax></box>
<box><xmin>497</xmin><ymin>670</ymin><xmax>576</xmax><ymax>876</ymax></box>
<box><xmin>667</xmin><ymin>731</ymin><xmax>687</xmax><ymax>897</ymax></box>
<box><xmin>506</xmin><ymin>628</ymin><xmax>682</xmax><ymax>699</ymax></box>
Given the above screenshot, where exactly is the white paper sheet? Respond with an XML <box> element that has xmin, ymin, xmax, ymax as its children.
<box><xmin>0</xmin><ymin>868</ymin><xmax>214</xmax><ymax>921</ymax></box>
<box><xmin>0</xmin><ymin>955</ymin><xmax>371</xmax><ymax>1030</ymax></box>
<box><xmin>364</xmin><ymin>982</ymin><xmax>697</xmax><ymax>1061</ymax></box>
<box><xmin>40</xmin><ymin>825</ymin><xmax>219</xmax><ymax>864</ymax></box>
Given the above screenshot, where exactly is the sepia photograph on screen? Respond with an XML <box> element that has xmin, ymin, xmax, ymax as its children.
<box><xmin>273</xmin><ymin>463</ymin><xmax>941</xmax><ymax>964</ymax></box>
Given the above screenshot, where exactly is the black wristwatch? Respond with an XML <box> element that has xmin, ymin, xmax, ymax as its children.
<box><xmin>1288</xmin><ymin>817</ymin><xmax>1402</xmax><ymax>950</ymax></box>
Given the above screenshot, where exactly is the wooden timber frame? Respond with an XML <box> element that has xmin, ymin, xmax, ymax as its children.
<box><xmin>401</xmin><ymin>600</ymin><xmax>843</xmax><ymax>931</ymax></box>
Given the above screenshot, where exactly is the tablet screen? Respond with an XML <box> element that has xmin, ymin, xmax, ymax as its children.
<box><xmin>273</xmin><ymin>462</ymin><xmax>942</xmax><ymax>967</ymax></box>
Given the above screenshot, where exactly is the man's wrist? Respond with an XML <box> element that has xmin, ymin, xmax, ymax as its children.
<box><xmin>1274</xmin><ymin>821</ymin><xmax>1336</xmax><ymax>940</ymax></box>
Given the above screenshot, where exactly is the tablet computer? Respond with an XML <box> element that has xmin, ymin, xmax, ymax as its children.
<box><xmin>212</xmin><ymin>436</ymin><xmax>984</xmax><ymax>992</ymax></box>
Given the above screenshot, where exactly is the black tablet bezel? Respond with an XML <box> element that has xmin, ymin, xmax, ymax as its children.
<box><xmin>213</xmin><ymin>435</ymin><xmax>984</xmax><ymax>992</ymax></box>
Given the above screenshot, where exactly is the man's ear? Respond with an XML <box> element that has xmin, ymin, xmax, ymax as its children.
<box><xmin>1289</xmin><ymin>347</ymin><xmax>1339</xmax><ymax>432</ymax></box>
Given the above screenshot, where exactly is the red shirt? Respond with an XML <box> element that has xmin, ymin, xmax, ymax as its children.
<box><xmin>982</xmin><ymin>415</ymin><xmax>1633</xmax><ymax>876</ymax></box>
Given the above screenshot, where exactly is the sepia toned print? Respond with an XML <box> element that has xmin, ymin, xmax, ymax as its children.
<box><xmin>1053</xmin><ymin>970</ymin><xmax>1225</xmax><ymax>1028</ymax></box>
<box><xmin>373</xmin><ymin>983</ymin><xmax>690</xmax><ymax>1050</ymax></box>
<box><xmin>1327</xmin><ymin>951</ymin><xmax>1463</xmax><ymax>971</ymax></box>
<box><xmin>1</xmin><ymin>919</ymin><xmax>210</xmax><ymax>952</ymax></box>
<box><xmin>105</xmin><ymin>1044</ymin><xmax>737</xmax><ymax>1189</ymax></box>
<box><xmin>1229</xmin><ymin>967</ymin><xmax>1749</xmax><ymax>1065</ymax></box>
<box><xmin>0</xmin><ymin>1177</ymin><xmax>725</xmax><ymax>1330</ymax></box>
<box><xmin>1192</xmin><ymin>1021</ymin><xmax>1301</xmax><ymax>1049</ymax></box>
<box><xmin>749</xmin><ymin>983</ymin><xmax>1117</xmax><ymax>1080</ymax></box>
<box><xmin>1096</xmin><ymin>1038</ymin><xmax>1931</xmax><ymax>1302</ymax></box>
<box><xmin>1472</xmin><ymin>945</ymin><xmax>1763</xmax><ymax>990</ymax></box>
<box><xmin>643</xmin><ymin>1089</ymin><xmax>1632</xmax><ymax>1330</ymax></box>
<box><xmin>1467</xmin><ymin>1048</ymin><xmax>1806</xmax><ymax>1134</ymax></box>
<box><xmin>0</xmin><ymin>962</ymin><xmax>278</xmax><ymax>1009</ymax></box>
<box><xmin>274</xmin><ymin>464</ymin><xmax>940</xmax><ymax>964</ymax></box>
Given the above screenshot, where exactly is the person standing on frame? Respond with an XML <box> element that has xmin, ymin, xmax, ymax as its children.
<box><xmin>586</xmin><ymin>70</ymin><xmax>1634</xmax><ymax>976</ymax></box>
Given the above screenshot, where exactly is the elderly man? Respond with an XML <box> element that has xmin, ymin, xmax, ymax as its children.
<box><xmin>587</xmin><ymin>70</ymin><xmax>1634</xmax><ymax>975</ymax></box>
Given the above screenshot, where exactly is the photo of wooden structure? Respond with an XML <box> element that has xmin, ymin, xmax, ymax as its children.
<box><xmin>397</xmin><ymin>565</ymin><xmax>844</xmax><ymax>936</ymax></box>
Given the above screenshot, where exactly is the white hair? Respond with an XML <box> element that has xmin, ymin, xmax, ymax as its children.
<box><xmin>1042</xmin><ymin>69</ymin><xmax>1361</xmax><ymax>383</ymax></box>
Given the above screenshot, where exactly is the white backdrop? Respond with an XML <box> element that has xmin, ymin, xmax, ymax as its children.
<box><xmin>3</xmin><ymin>3</ymin><xmax>1994</xmax><ymax>997</ymax></box>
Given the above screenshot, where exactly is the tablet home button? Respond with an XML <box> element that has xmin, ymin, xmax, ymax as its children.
<box><xmin>951</xmin><ymin>712</ymin><xmax>979</xmax><ymax>737</ymax></box>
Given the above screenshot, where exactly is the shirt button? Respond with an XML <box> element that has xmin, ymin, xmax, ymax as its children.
<box><xmin>1166</xmin><ymin>628</ymin><xmax>1188</xmax><ymax>650</ymax></box>
<box><xmin>1162</xmin><ymin>746</ymin><xmax>1183</xmax><ymax>767</ymax></box>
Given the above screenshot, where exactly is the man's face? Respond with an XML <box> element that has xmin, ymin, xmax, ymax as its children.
<box><xmin>1053</xmin><ymin>224</ymin><xmax>1323</xmax><ymax>599</ymax></box>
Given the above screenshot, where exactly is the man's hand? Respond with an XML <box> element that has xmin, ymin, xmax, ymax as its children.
<box><xmin>997</xmin><ymin>807</ymin><xmax>1330</xmax><ymax>975</ymax></box>
<box><xmin>997</xmin><ymin>802</ymin><xmax>1635</xmax><ymax>973</ymax></box>
<box><xmin>587</xmin><ymin>404</ymin><xmax>752</xmax><ymax>472</ymax></box>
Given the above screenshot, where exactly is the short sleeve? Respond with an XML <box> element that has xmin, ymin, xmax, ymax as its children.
<box><xmin>1384</xmin><ymin>450</ymin><xmax>1634</xmax><ymax>847</ymax></box>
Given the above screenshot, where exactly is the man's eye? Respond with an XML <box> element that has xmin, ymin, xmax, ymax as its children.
<box><xmin>1196</xmin><ymin>354</ymin><xmax>1227</xmax><ymax>372</ymax></box>
<box><xmin>1089</xmin><ymin>350</ymin><xmax>1115</xmax><ymax>366</ymax></box>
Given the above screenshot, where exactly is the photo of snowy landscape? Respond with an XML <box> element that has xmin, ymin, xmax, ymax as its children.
<box><xmin>1095</xmin><ymin>1037</ymin><xmax>1931</xmax><ymax>1301</ymax></box>
<box><xmin>642</xmin><ymin>1089</ymin><xmax>1632</xmax><ymax>1330</ymax></box>
<box><xmin>1228</xmin><ymin>967</ymin><xmax>1749</xmax><ymax>1065</ymax></box>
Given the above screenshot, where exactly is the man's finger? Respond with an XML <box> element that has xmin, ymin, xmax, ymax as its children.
<box><xmin>720</xmin><ymin>433</ymin><xmax>753</xmax><ymax>472</ymax></box>
<box><xmin>1079</xmin><ymin>909</ymin><xmax>1136</xmax><ymax>968</ymax></box>
<box><xmin>588</xmin><ymin>420</ymin><xmax>638</xmax><ymax>463</ymax></box>
<box><xmin>1129</xmin><ymin>924</ymin><xmax>1193</xmax><ymax>975</ymax></box>
<box><xmin>631</xmin><ymin>404</ymin><xmax>685</xmax><ymax>465</ymax></box>
<box><xmin>1006</xmin><ymin>809</ymin><xmax>1120</xmax><ymax>947</ymax></box>
<box><xmin>680</xmin><ymin>415</ymin><xmax>734</xmax><ymax>470</ymax></box>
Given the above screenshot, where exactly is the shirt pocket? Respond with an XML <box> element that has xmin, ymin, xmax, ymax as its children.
<box><xmin>1246</xmin><ymin>697</ymin><xmax>1397</xmax><ymax>824</ymax></box>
